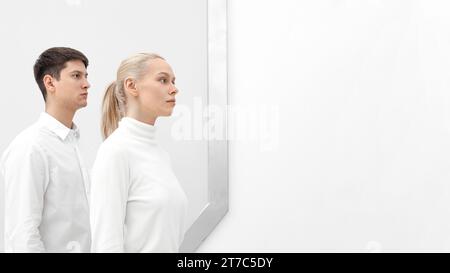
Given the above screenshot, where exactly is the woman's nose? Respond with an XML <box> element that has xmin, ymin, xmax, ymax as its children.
<box><xmin>170</xmin><ymin>84</ymin><xmax>178</xmax><ymax>94</ymax></box>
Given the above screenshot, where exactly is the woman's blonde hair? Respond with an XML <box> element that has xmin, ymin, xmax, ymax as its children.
<box><xmin>101</xmin><ymin>53</ymin><xmax>165</xmax><ymax>139</ymax></box>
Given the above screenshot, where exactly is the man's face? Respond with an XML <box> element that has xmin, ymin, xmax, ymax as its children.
<box><xmin>52</xmin><ymin>60</ymin><xmax>90</xmax><ymax>111</ymax></box>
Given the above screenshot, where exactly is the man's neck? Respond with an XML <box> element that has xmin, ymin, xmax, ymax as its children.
<box><xmin>45</xmin><ymin>106</ymin><xmax>75</xmax><ymax>129</ymax></box>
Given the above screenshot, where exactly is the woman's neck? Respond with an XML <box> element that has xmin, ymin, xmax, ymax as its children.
<box><xmin>126</xmin><ymin>109</ymin><xmax>157</xmax><ymax>126</ymax></box>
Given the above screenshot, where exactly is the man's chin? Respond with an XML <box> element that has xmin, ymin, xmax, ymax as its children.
<box><xmin>77</xmin><ymin>102</ymin><xmax>88</xmax><ymax>109</ymax></box>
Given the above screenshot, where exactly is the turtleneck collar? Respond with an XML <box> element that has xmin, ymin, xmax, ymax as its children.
<box><xmin>119</xmin><ymin>117</ymin><xmax>156</xmax><ymax>143</ymax></box>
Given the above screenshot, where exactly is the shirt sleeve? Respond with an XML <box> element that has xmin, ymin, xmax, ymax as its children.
<box><xmin>1</xmin><ymin>142</ymin><xmax>49</xmax><ymax>252</ymax></box>
<box><xmin>89</xmin><ymin>144</ymin><xmax>129</xmax><ymax>253</ymax></box>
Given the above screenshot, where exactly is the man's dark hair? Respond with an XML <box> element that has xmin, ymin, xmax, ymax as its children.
<box><xmin>33</xmin><ymin>47</ymin><xmax>89</xmax><ymax>101</ymax></box>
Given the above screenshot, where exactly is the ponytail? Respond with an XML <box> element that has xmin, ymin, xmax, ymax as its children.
<box><xmin>101</xmin><ymin>81</ymin><xmax>123</xmax><ymax>139</ymax></box>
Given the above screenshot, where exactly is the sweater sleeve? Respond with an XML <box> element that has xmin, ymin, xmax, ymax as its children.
<box><xmin>89</xmin><ymin>144</ymin><xmax>129</xmax><ymax>252</ymax></box>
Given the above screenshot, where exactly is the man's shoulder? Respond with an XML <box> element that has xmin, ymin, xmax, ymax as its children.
<box><xmin>8</xmin><ymin>122</ymin><xmax>52</xmax><ymax>147</ymax></box>
<box><xmin>2</xmin><ymin>121</ymin><xmax>53</xmax><ymax>159</ymax></box>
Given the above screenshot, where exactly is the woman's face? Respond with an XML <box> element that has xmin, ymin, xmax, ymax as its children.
<box><xmin>135</xmin><ymin>58</ymin><xmax>178</xmax><ymax>118</ymax></box>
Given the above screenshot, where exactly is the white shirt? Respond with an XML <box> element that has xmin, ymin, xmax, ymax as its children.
<box><xmin>90</xmin><ymin>117</ymin><xmax>188</xmax><ymax>253</ymax></box>
<box><xmin>0</xmin><ymin>112</ymin><xmax>91</xmax><ymax>252</ymax></box>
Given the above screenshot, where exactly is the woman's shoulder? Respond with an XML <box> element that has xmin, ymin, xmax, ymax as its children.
<box><xmin>97</xmin><ymin>132</ymin><xmax>129</xmax><ymax>158</ymax></box>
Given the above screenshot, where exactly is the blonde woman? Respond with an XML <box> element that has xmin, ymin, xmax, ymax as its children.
<box><xmin>89</xmin><ymin>53</ymin><xmax>188</xmax><ymax>252</ymax></box>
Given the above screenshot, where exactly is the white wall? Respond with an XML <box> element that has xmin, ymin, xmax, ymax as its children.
<box><xmin>198</xmin><ymin>0</ymin><xmax>450</xmax><ymax>252</ymax></box>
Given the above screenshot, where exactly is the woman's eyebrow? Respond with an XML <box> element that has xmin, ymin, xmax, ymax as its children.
<box><xmin>156</xmin><ymin>72</ymin><xmax>175</xmax><ymax>79</ymax></box>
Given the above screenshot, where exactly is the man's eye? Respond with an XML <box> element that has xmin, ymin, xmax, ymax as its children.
<box><xmin>160</xmin><ymin>78</ymin><xmax>167</xmax><ymax>83</ymax></box>
<box><xmin>73</xmin><ymin>74</ymin><xmax>80</xmax><ymax>79</ymax></box>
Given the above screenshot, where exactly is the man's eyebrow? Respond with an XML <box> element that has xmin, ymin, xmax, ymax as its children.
<box><xmin>70</xmin><ymin>70</ymin><xmax>88</xmax><ymax>76</ymax></box>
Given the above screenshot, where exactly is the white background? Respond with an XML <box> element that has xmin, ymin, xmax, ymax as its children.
<box><xmin>3</xmin><ymin>0</ymin><xmax>450</xmax><ymax>252</ymax></box>
<box><xmin>0</xmin><ymin>0</ymin><xmax>209</xmax><ymax>251</ymax></box>
<box><xmin>198</xmin><ymin>0</ymin><xmax>450</xmax><ymax>252</ymax></box>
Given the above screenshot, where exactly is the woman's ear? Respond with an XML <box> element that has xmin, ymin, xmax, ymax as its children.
<box><xmin>43</xmin><ymin>74</ymin><xmax>56</xmax><ymax>95</ymax></box>
<box><xmin>124</xmin><ymin>78</ymin><xmax>139</xmax><ymax>97</ymax></box>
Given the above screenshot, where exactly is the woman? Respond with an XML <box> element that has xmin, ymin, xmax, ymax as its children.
<box><xmin>90</xmin><ymin>53</ymin><xmax>189</xmax><ymax>252</ymax></box>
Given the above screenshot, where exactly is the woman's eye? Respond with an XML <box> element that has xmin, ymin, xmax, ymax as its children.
<box><xmin>160</xmin><ymin>78</ymin><xmax>167</xmax><ymax>83</ymax></box>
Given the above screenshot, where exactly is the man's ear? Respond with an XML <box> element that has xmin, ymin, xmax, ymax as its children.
<box><xmin>43</xmin><ymin>75</ymin><xmax>56</xmax><ymax>95</ymax></box>
<box><xmin>124</xmin><ymin>77</ymin><xmax>138</xmax><ymax>97</ymax></box>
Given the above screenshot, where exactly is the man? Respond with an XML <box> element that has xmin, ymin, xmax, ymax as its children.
<box><xmin>0</xmin><ymin>47</ymin><xmax>91</xmax><ymax>252</ymax></box>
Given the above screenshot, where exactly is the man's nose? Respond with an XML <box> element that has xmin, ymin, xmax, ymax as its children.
<box><xmin>83</xmin><ymin>79</ymin><xmax>91</xmax><ymax>89</ymax></box>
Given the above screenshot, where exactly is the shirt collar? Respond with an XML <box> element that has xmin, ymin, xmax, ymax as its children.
<box><xmin>38</xmin><ymin>112</ymin><xmax>80</xmax><ymax>141</ymax></box>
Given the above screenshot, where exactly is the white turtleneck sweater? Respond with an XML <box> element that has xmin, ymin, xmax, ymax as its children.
<box><xmin>89</xmin><ymin>117</ymin><xmax>188</xmax><ymax>253</ymax></box>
